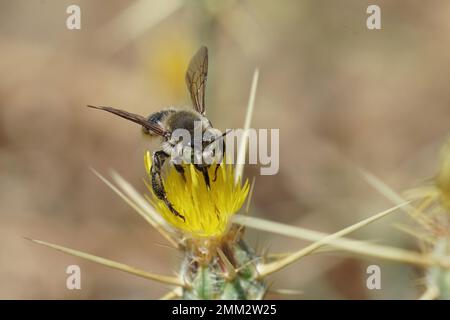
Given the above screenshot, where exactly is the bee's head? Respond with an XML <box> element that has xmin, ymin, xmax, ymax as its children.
<box><xmin>169</xmin><ymin>127</ymin><xmax>230</xmax><ymax>165</ymax></box>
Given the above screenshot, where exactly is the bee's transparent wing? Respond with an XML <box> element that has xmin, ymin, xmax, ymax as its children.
<box><xmin>185</xmin><ymin>46</ymin><xmax>208</xmax><ymax>115</ymax></box>
<box><xmin>87</xmin><ymin>105</ymin><xmax>169</xmax><ymax>137</ymax></box>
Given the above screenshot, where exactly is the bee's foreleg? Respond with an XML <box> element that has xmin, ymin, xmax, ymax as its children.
<box><xmin>151</xmin><ymin>151</ymin><xmax>185</xmax><ymax>221</ymax></box>
<box><xmin>194</xmin><ymin>165</ymin><xmax>211</xmax><ymax>189</ymax></box>
<box><xmin>212</xmin><ymin>140</ymin><xmax>225</xmax><ymax>182</ymax></box>
<box><xmin>212</xmin><ymin>164</ymin><xmax>220</xmax><ymax>182</ymax></box>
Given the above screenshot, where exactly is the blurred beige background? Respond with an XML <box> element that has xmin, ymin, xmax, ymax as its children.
<box><xmin>1</xmin><ymin>0</ymin><xmax>449</xmax><ymax>299</ymax></box>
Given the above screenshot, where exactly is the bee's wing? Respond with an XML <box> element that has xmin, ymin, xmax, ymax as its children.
<box><xmin>185</xmin><ymin>46</ymin><xmax>208</xmax><ymax>115</ymax></box>
<box><xmin>87</xmin><ymin>105</ymin><xmax>169</xmax><ymax>137</ymax></box>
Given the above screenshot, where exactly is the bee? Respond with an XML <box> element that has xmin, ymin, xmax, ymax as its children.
<box><xmin>88</xmin><ymin>46</ymin><xmax>228</xmax><ymax>221</ymax></box>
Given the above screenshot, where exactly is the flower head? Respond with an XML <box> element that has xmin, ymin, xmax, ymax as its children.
<box><xmin>144</xmin><ymin>151</ymin><xmax>249</xmax><ymax>239</ymax></box>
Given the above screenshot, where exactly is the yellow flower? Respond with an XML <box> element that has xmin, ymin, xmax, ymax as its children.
<box><xmin>144</xmin><ymin>151</ymin><xmax>250</xmax><ymax>239</ymax></box>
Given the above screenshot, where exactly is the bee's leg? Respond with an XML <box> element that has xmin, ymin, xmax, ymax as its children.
<box><xmin>202</xmin><ymin>168</ymin><xmax>211</xmax><ymax>189</ymax></box>
<box><xmin>212</xmin><ymin>164</ymin><xmax>220</xmax><ymax>182</ymax></box>
<box><xmin>201</xmin><ymin>167</ymin><xmax>211</xmax><ymax>189</ymax></box>
<box><xmin>194</xmin><ymin>165</ymin><xmax>211</xmax><ymax>189</ymax></box>
<box><xmin>173</xmin><ymin>164</ymin><xmax>186</xmax><ymax>182</ymax></box>
<box><xmin>152</xmin><ymin>151</ymin><xmax>185</xmax><ymax>221</ymax></box>
<box><xmin>213</xmin><ymin>141</ymin><xmax>226</xmax><ymax>182</ymax></box>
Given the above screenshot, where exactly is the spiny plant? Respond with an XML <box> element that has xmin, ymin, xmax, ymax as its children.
<box><xmin>399</xmin><ymin>139</ymin><xmax>450</xmax><ymax>299</ymax></box>
<box><xmin>28</xmin><ymin>69</ymin><xmax>450</xmax><ymax>300</ymax></box>
<box><xmin>359</xmin><ymin>139</ymin><xmax>450</xmax><ymax>300</ymax></box>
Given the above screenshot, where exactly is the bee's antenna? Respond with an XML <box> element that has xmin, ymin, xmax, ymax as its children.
<box><xmin>208</xmin><ymin>129</ymin><xmax>232</xmax><ymax>146</ymax></box>
<box><xmin>220</xmin><ymin>129</ymin><xmax>232</xmax><ymax>139</ymax></box>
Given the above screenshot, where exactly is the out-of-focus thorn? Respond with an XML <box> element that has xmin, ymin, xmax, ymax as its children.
<box><xmin>217</xmin><ymin>247</ymin><xmax>237</xmax><ymax>280</ymax></box>
<box><xmin>392</xmin><ymin>223</ymin><xmax>436</xmax><ymax>245</ymax></box>
<box><xmin>358</xmin><ymin>168</ymin><xmax>436</xmax><ymax>231</ymax></box>
<box><xmin>256</xmin><ymin>201</ymin><xmax>409</xmax><ymax>278</ymax></box>
<box><xmin>235</xmin><ymin>69</ymin><xmax>259</xmax><ymax>185</ymax></box>
<box><xmin>90</xmin><ymin>168</ymin><xmax>179</xmax><ymax>249</ymax></box>
<box><xmin>27</xmin><ymin>238</ymin><xmax>185</xmax><ymax>287</ymax></box>
<box><xmin>418</xmin><ymin>286</ymin><xmax>439</xmax><ymax>300</ymax></box>
<box><xmin>159</xmin><ymin>287</ymin><xmax>183</xmax><ymax>300</ymax></box>
<box><xmin>233</xmin><ymin>213</ymin><xmax>450</xmax><ymax>268</ymax></box>
<box><xmin>268</xmin><ymin>288</ymin><xmax>303</xmax><ymax>296</ymax></box>
<box><xmin>245</xmin><ymin>176</ymin><xmax>256</xmax><ymax>214</ymax></box>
